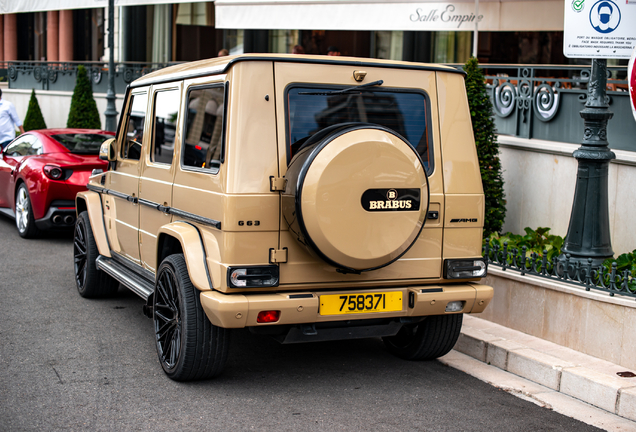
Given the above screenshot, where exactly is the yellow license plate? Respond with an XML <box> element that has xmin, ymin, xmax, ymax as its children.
<box><xmin>320</xmin><ymin>292</ymin><xmax>403</xmax><ymax>315</ymax></box>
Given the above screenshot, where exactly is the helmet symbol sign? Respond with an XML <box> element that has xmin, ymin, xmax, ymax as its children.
<box><xmin>590</xmin><ymin>0</ymin><xmax>621</xmax><ymax>34</ymax></box>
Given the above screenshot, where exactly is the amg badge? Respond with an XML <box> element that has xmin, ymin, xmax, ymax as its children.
<box><xmin>450</xmin><ymin>218</ymin><xmax>478</xmax><ymax>223</ymax></box>
<box><xmin>361</xmin><ymin>188</ymin><xmax>421</xmax><ymax>212</ymax></box>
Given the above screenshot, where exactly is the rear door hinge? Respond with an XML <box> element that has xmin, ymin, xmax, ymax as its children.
<box><xmin>269</xmin><ymin>247</ymin><xmax>288</xmax><ymax>264</ymax></box>
<box><xmin>269</xmin><ymin>176</ymin><xmax>287</xmax><ymax>192</ymax></box>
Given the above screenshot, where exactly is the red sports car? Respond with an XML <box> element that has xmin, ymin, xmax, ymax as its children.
<box><xmin>0</xmin><ymin>129</ymin><xmax>114</xmax><ymax>238</ymax></box>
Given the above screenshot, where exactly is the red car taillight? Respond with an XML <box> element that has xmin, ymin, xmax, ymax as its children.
<box><xmin>43</xmin><ymin>165</ymin><xmax>64</xmax><ymax>180</ymax></box>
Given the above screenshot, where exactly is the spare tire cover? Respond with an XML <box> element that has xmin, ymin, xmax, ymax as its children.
<box><xmin>282</xmin><ymin>124</ymin><xmax>429</xmax><ymax>272</ymax></box>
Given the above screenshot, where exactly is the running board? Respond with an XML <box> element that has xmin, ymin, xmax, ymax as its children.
<box><xmin>96</xmin><ymin>255</ymin><xmax>154</xmax><ymax>300</ymax></box>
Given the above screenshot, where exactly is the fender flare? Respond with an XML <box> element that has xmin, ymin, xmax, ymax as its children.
<box><xmin>157</xmin><ymin>222</ymin><xmax>218</xmax><ymax>292</ymax></box>
<box><xmin>76</xmin><ymin>191</ymin><xmax>111</xmax><ymax>257</ymax></box>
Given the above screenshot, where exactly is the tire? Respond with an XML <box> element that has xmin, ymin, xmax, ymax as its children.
<box><xmin>74</xmin><ymin>211</ymin><xmax>119</xmax><ymax>298</ymax></box>
<box><xmin>153</xmin><ymin>254</ymin><xmax>229</xmax><ymax>381</ymax></box>
<box><xmin>383</xmin><ymin>314</ymin><xmax>463</xmax><ymax>360</ymax></box>
<box><xmin>15</xmin><ymin>183</ymin><xmax>41</xmax><ymax>239</ymax></box>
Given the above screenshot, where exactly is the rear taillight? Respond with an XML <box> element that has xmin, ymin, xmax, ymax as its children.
<box><xmin>43</xmin><ymin>165</ymin><xmax>64</xmax><ymax>180</ymax></box>
<box><xmin>443</xmin><ymin>258</ymin><xmax>487</xmax><ymax>279</ymax></box>
<box><xmin>227</xmin><ymin>266</ymin><xmax>279</xmax><ymax>288</ymax></box>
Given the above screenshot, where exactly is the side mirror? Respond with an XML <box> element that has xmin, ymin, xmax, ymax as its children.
<box><xmin>99</xmin><ymin>138</ymin><xmax>117</xmax><ymax>162</ymax></box>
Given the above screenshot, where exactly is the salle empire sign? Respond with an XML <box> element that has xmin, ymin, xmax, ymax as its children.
<box><xmin>215</xmin><ymin>1</ymin><xmax>521</xmax><ymax>32</ymax></box>
<box><xmin>410</xmin><ymin>5</ymin><xmax>484</xmax><ymax>29</ymax></box>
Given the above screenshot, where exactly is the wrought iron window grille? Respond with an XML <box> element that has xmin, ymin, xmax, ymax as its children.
<box><xmin>483</xmin><ymin>242</ymin><xmax>636</xmax><ymax>300</ymax></box>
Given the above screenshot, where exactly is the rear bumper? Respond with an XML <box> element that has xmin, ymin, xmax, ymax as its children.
<box><xmin>200</xmin><ymin>283</ymin><xmax>493</xmax><ymax>329</ymax></box>
<box><xmin>35</xmin><ymin>201</ymin><xmax>77</xmax><ymax>230</ymax></box>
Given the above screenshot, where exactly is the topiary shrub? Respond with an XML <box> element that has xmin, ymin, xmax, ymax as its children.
<box><xmin>23</xmin><ymin>89</ymin><xmax>47</xmax><ymax>131</ymax></box>
<box><xmin>464</xmin><ymin>57</ymin><xmax>506</xmax><ymax>238</ymax></box>
<box><xmin>67</xmin><ymin>65</ymin><xmax>101</xmax><ymax>129</ymax></box>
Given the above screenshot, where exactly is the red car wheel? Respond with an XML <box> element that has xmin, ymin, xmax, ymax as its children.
<box><xmin>15</xmin><ymin>184</ymin><xmax>41</xmax><ymax>239</ymax></box>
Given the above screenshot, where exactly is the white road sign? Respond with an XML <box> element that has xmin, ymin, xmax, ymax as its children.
<box><xmin>564</xmin><ymin>0</ymin><xmax>636</xmax><ymax>58</ymax></box>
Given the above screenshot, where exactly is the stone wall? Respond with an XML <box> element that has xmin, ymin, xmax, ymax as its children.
<box><xmin>499</xmin><ymin>135</ymin><xmax>636</xmax><ymax>256</ymax></box>
<box><xmin>480</xmin><ymin>267</ymin><xmax>636</xmax><ymax>370</ymax></box>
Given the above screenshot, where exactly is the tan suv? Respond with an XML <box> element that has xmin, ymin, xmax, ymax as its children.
<box><xmin>74</xmin><ymin>54</ymin><xmax>493</xmax><ymax>381</ymax></box>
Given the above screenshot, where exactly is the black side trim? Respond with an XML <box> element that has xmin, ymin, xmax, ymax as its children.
<box><xmin>87</xmin><ymin>184</ymin><xmax>105</xmax><ymax>194</ymax></box>
<box><xmin>130</xmin><ymin>56</ymin><xmax>465</xmax><ymax>89</ymax></box>
<box><xmin>138</xmin><ymin>198</ymin><xmax>163</xmax><ymax>211</ymax></box>
<box><xmin>169</xmin><ymin>208</ymin><xmax>222</xmax><ymax>230</ymax></box>
<box><xmin>87</xmin><ymin>184</ymin><xmax>221</xmax><ymax>230</ymax></box>
<box><xmin>87</xmin><ymin>183</ymin><xmax>135</xmax><ymax>203</ymax></box>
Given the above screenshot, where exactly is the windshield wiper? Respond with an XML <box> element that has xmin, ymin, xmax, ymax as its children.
<box><xmin>298</xmin><ymin>80</ymin><xmax>384</xmax><ymax>96</ymax></box>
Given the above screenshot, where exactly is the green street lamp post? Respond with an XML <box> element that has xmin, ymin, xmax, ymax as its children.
<box><xmin>560</xmin><ymin>59</ymin><xmax>615</xmax><ymax>267</ymax></box>
<box><xmin>105</xmin><ymin>0</ymin><xmax>118</xmax><ymax>132</ymax></box>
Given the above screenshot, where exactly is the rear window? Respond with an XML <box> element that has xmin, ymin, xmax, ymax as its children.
<box><xmin>52</xmin><ymin>133</ymin><xmax>113</xmax><ymax>154</ymax></box>
<box><xmin>286</xmin><ymin>86</ymin><xmax>433</xmax><ymax>172</ymax></box>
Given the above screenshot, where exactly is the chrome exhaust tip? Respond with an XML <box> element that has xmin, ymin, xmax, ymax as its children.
<box><xmin>52</xmin><ymin>215</ymin><xmax>62</xmax><ymax>224</ymax></box>
<box><xmin>64</xmin><ymin>215</ymin><xmax>75</xmax><ymax>225</ymax></box>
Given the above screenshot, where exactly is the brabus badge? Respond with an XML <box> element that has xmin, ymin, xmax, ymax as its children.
<box><xmin>361</xmin><ymin>188</ymin><xmax>421</xmax><ymax>212</ymax></box>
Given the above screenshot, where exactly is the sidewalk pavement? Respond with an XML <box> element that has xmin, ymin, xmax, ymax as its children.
<box><xmin>441</xmin><ymin>315</ymin><xmax>636</xmax><ymax>430</ymax></box>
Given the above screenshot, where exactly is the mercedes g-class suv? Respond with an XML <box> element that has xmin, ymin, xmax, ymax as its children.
<box><xmin>74</xmin><ymin>54</ymin><xmax>493</xmax><ymax>381</ymax></box>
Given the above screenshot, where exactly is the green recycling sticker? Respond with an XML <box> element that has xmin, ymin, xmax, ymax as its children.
<box><xmin>572</xmin><ymin>0</ymin><xmax>585</xmax><ymax>12</ymax></box>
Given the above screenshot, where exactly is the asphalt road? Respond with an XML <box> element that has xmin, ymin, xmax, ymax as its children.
<box><xmin>0</xmin><ymin>215</ymin><xmax>603</xmax><ymax>432</ymax></box>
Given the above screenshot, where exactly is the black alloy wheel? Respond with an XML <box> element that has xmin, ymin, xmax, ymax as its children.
<box><xmin>74</xmin><ymin>216</ymin><xmax>89</xmax><ymax>290</ymax></box>
<box><xmin>154</xmin><ymin>262</ymin><xmax>182</xmax><ymax>371</ymax></box>
<box><xmin>153</xmin><ymin>254</ymin><xmax>229</xmax><ymax>381</ymax></box>
<box><xmin>73</xmin><ymin>211</ymin><xmax>119</xmax><ymax>298</ymax></box>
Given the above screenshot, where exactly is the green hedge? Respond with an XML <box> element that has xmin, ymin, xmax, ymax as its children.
<box><xmin>464</xmin><ymin>57</ymin><xmax>506</xmax><ymax>237</ymax></box>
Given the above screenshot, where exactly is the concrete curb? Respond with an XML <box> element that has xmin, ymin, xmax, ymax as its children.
<box><xmin>455</xmin><ymin>315</ymin><xmax>636</xmax><ymax>422</ymax></box>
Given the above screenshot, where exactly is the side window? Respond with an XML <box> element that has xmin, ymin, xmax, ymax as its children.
<box><xmin>31</xmin><ymin>139</ymin><xmax>43</xmax><ymax>155</ymax></box>
<box><xmin>5</xmin><ymin>135</ymin><xmax>36</xmax><ymax>157</ymax></box>
<box><xmin>151</xmin><ymin>89</ymin><xmax>180</xmax><ymax>165</ymax></box>
<box><xmin>182</xmin><ymin>85</ymin><xmax>225</xmax><ymax>171</ymax></box>
<box><xmin>121</xmin><ymin>92</ymin><xmax>148</xmax><ymax>161</ymax></box>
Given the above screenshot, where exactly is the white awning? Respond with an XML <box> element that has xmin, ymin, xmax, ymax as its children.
<box><xmin>214</xmin><ymin>0</ymin><xmax>564</xmax><ymax>32</ymax></box>
<box><xmin>0</xmin><ymin>0</ymin><xmax>209</xmax><ymax>14</ymax></box>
